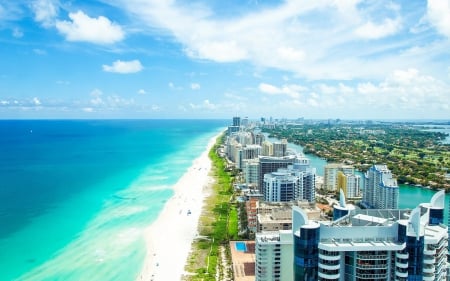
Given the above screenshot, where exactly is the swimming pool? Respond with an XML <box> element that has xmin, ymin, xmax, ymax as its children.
<box><xmin>235</xmin><ymin>241</ymin><xmax>247</xmax><ymax>252</ymax></box>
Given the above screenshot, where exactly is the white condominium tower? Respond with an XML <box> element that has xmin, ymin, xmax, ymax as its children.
<box><xmin>324</xmin><ymin>163</ymin><xmax>355</xmax><ymax>191</ymax></box>
<box><xmin>362</xmin><ymin>164</ymin><xmax>399</xmax><ymax>209</ymax></box>
<box><xmin>337</xmin><ymin>172</ymin><xmax>361</xmax><ymax>198</ymax></box>
<box><xmin>262</xmin><ymin>164</ymin><xmax>316</xmax><ymax>203</ymax></box>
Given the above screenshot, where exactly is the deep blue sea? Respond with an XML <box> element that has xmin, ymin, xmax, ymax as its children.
<box><xmin>0</xmin><ymin>119</ymin><xmax>226</xmax><ymax>281</ymax></box>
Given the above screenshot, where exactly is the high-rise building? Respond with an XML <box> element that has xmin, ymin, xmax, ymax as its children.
<box><xmin>236</xmin><ymin>145</ymin><xmax>261</xmax><ymax>169</ymax></box>
<box><xmin>300</xmin><ymin>171</ymin><xmax>315</xmax><ymax>203</ymax></box>
<box><xmin>263</xmin><ymin>171</ymin><xmax>297</xmax><ymax>202</ymax></box>
<box><xmin>254</xmin><ymin>191</ymin><xmax>448</xmax><ymax>281</ymax></box>
<box><xmin>243</xmin><ymin>159</ymin><xmax>259</xmax><ymax>188</ymax></box>
<box><xmin>447</xmin><ymin>196</ymin><xmax>450</xmax><ymax>281</ymax></box>
<box><xmin>255</xmin><ymin>231</ymin><xmax>293</xmax><ymax>281</ymax></box>
<box><xmin>273</xmin><ymin>139</ymin><xmax>288</xmax><ymax>157</ymax></box>
<box><xmin>362</xmin><ymin>164</ymin><xmax>399</xmax><ymax>209</ymax></box>
<box><xmin>233</xmin><ymin>116</ymin><xmax>241</xmax><ymax>127</ymax></box>
<box><xmin>337</xmin><ymin>172</ymin><xmax>361</xmax><ymax>198</ymax></box>
<box><xmin>241</xmin><ymin>117</ymin><xmax>249</xmax><ymax>127</ymax></box>
<box><xmin>324</xmin><ymin>163</ymin><xmax>355</xmax><ymax>191</ymax></box>
<box><xmin>261</xmin><ymin>141</ymin><xmax>274</xmax><ymax>156</ymax></box>
<box><xmin>258</xmin><ymin>155</ymin><xmax>297</xmax><ymax>192</ymax></box>
<box><xmin>227</xmin><ymin>125</ymin><xmax>240</xmax><ymax>135</ymax></box>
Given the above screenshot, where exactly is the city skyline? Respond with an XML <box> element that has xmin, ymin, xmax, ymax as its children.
<box><xmin>0</xmin><ymin>0</ymin><xmax>449</xmax><ymax>119</ymax></box>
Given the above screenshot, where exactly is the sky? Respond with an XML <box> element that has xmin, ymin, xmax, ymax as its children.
<box><xmin>0</xmin><ymin>0</ymin><xmax>449</xmax><ymax>120</ymax></box>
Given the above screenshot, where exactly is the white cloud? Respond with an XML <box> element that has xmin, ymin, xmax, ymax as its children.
<box><xmin>186</xmin><ymin>40</ymin><xmax>248</xmax><ymax>62</ymax></box>
<box><xmin>168</xmin><ymin>82</ymin><xmax>182</xmax><ymax>90</ymax></box>
<box><xmin>102</xmin><ymin>60</ymin><xmax>143</xmax><ymax>74</ymax></box>
<box><xmin>82</xmin><ymin>107</ymin><xmax>94</xmax><ymax>112</ymax></box>
<box><xmin>224</xmin><ymin>92</ymin><xmax>248</xmax><ymax>101</ymax></box>
<box><xmin>12</xmin><ymin>27</ymin><xmax>23</xmax><ymax>38</ymax></box>
<box><xmin>355</xmin><ymin>18</ymin><xmax>401</xmax><ymax>39</ymax></box>
<box><xmin>33</xmin><ymin>48</ymin><xmax>47</xmax><ymax>55</ymax></box>
<box><xmin>31</xmin><ymin>0</ymin><xmax>59</xmax><ymax>27</ymax></box>
<box><xmin>276</xmin><ymin>47</ymin><xmax>305</xmax><ymax>62</ymax></box>
<box><xmin>259</xmin><ymin>83</ymin><xmax>283</xmax><ymax>95</ymax></box>
<box><xmin>33</xmin><ymin>97</ymin><xmax>41</xmax><ymax>105</ymax></box>
<box><xmin>190</xmin><ymin>83</ymin><xmax>201</xmax><ymax>90</ymax></box>
<box><xmin>254</xmin><ymin>68</ymin><xmax>449</xmax><ymax>118</ymax></box>
<box><xmin>138</xmin><ymin>89</ymin><xmax>146</xmax><ymax>95</ymax></box>
<box><xmin>56</xmin><ymin>10</ymin><xmax>124</xmax><ymax>44</ymax></box>
<box><xmin>88</xmin><ymin>89</ymin><xmax>136</xmax><ymax>110</ymax></box>
<box><xmin>189</xmin><ymin>99</ymin><xmax>217</xmax><ymax>110</ymax></box>
<box><xmin>107</xmin><ymin>0</ymin><xmax>450</xmax><ymax>81</ymax></box>
<box><xmin>258</xmin><ymin>83</ymin><xmax>306</xmax><ymax>99</ymax></box>
<box><xmin>316</xmin><ymin>84</ymin><xmax>337</xmax><ymax>95</ymax></box>
<box><xmin>90</xmin><ymin>89</ymin><xmax>103</xmax><ymax>105</ymax></box>
<box><xmin>426</xmin><ymin>0</ymin><xmax>450</xmax><ymax>38</ymax></box>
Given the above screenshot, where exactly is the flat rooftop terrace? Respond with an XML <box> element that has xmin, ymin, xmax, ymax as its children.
<box><xmin>229</xmin><ymin>241</ymin><xmax>255</xmax><ymax>281</ymax></box>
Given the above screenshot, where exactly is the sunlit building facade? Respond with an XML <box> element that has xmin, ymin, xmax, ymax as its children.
<box><xmin>254</xmin><ymin>191</ymin><xmax>448</xmax><ymax>281</ymax></box>
<box><xmin>362</xmin><ymin>164</ymin><xmax>399</xmax><ymax>209</ymax></box>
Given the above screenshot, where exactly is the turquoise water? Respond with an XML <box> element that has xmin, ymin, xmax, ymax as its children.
<box><xmin>235</xmin><ymin>242</ymin><xmax>247</xmax><ymax>252</ymax></box>
<box><xmin>0</xmin><ymin>120</ymin><xmax>226</xmax><ymax>281</ymax></box>
<box><xmin>271</xmin><ymin>135</ymin><xmax>449</xmax><ymax>222</ymax></box>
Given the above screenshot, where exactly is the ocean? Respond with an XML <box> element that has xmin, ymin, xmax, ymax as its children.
<box><xmin>0</xmin><ymin>119</ymin><xmax>227</xmax><ymax>281</ymax></box>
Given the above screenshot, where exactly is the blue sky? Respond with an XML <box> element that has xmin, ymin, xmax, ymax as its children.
<box><xmin>0</xmin><ymin>0</ymin><xmax>449</xmax><ymax>119</ymax></box>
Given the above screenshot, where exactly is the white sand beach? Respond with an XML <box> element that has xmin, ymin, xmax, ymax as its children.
<box><xmin>136</xmin><ymin>135</ymin><xmax>218</xmax><ymax>281</ymax></box>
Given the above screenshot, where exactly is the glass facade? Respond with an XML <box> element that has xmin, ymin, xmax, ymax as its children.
<box><xmin>428</xmin><ymin>208</ymin><xmax>443</xmax><ymax>225</ymax></box>
<box><xmin>294</xmin><ymin>226</ymin><xmax>320</xmax><ymax>281</ymax></box>
<box><xmin>333</xmin><ymin>207</ymin><xmax>349</xmax><ymax>221</ymax></box>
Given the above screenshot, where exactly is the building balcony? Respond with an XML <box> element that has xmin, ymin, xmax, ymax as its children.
<box><xmin>423</xmin><ymin>274</ymin><xmax>435</xmax><ymax>281</ymax></box>
<box><xmin>319</xmin><ymin>263</ymin><xmax>340</xmax><ymax>271</ymax></box>
<box><xmin>423</xmin><ymin>257</ymin><xmax>435</xmax><ymax>265</ymax></box>
<box><xmin>423</xmin><ymin>248</ymin><xmax>436</xmax><ymax>255</ymax></box>
<box><xmin>318</xmin><ymin>271</ymin><xmax>340</xmax><ymax>280</ymax></box>
<box><xmin>395</xmin><ymin>262</ymin><xmax>408</xmax><ymax>269</ymax></box>
<box><xmin>319</xmin><ymin>253</ymin><xmax>340</xmax><ymax>261</ymax></box>
<box><xmin>423</xmin><ymin>265</ymin><xmax>435</xmax><ymax>274</ymax></box>
<box><xmin>396</xmin><ymin>252</ymin><xmax>408</xmax><ymax>259</ymax></box>
<box><xmin>395</xmin><ymin>270</ymin><xmax>408</xmax><ymax>278</ymax></box>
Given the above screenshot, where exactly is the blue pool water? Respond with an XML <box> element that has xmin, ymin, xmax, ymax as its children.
<box><xmin>235</xmin><ymin>242</ymin><xmax>247</xmax><ymax>252</ymax></box>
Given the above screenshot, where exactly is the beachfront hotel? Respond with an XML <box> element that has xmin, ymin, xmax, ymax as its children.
<box><xmin>362</xmin><ymin>164</ymin><xmax>399</xmax><ymax>209</ymax></box>
<box><xmin>255</xmin><ymin>190</ymin><xmax>448</xmax><ymax>281</ymax></box>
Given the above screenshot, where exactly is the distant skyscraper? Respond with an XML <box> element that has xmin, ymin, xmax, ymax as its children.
<box><xmin>253</xmin><ymin>132</ymin><xmax>265</xmax><ymax>146</ymax></box>
<box><xmin>273</xmin><ymin>139</ymin><xmax>288</xmax><ymax>157</ymax></box>
<box><xmin>233</xmin><ymin>116</ymin><xmax>241</xmax><ymax>127</ymax></box>
<box><xmin>362</xmin><ymin>164</ymin><xmax>399</xmax><ymax>209</ymax></box>
<box><xmin>261</xmin><ymin>141</ymin><xmax>274</xmax><ymax>156</ymax></box>
<box><xmin>241</xmin><ymin>117</ymin><xmax>248</xmax><ymax>127</ymax></box>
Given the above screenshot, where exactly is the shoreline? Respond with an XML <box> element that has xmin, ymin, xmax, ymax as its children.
<box><xmin>136</xmin><ymin>133</ymin><xmax>219</xmax><ymax>281</ymax></box>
